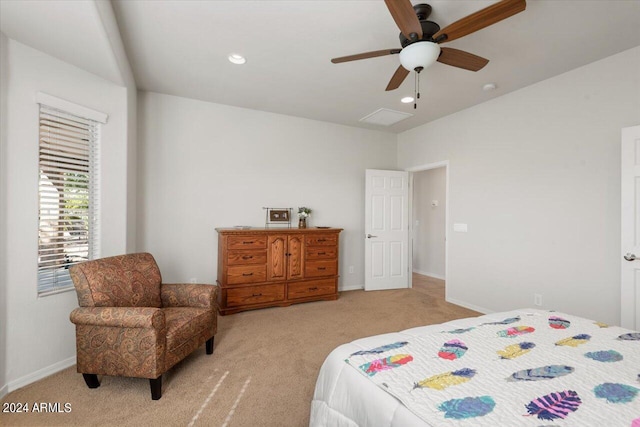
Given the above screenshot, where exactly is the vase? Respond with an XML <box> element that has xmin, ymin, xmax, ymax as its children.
<box><xmin>298</xmin><ymin>218</ymin><xmax>307</xmax><ymax>229</ymax></box>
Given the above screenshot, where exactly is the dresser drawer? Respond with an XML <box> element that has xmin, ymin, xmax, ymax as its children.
<box><xmin>227</xmin><ymin>250</ymin><xmax>267</xmax><ymax>266</ymax></box>
<box><xmin>288</xmin><ymin>279</ymin><xmax>335</xmax><ymax>300</ymax></box>
<box><xmin>305</xmin><ymin>260</ymin><xmax>337</xmax><ymax>278</ymax></box>
<box><xmin>227</xmin><ymin>284</ymin><xmax>285</xmax><ymax>307</ymax></box>
<box><xmin>305</xmin><ymin>234</ymin><xmax>337</xmax><ymax>246</ymax></box>
<box><xmin>227</xmin><ymin>265</ymin><xmax>267</xmax><ymax>285</ymax></box>
<box><xmin>227</xmin><ymin>235</ymin><xmax>267</xmax><ymax>250</ymax></box>
<box><xmin>305</xmin><ymin>247</ymin><xmax>337</xmax><ymax>260</ymax></box>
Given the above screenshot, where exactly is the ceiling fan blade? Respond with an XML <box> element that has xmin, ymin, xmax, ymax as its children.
<box><xmin>386</xmin><ymin>65</ymin><xmax>410</xmax><ymax>91</ymax></box>
<box><xmin>384</xmin><ymin>0</ymin><xmax>423</xmax><ymax>41</ymax></box>
<box><xmin>331</xmin><ymin>49</ymin><xmax>401</xmax><ymax>64</ymax></box>
<box><xmin>433</xmin><ymin>0</ymin><xmax>526</xmax><ymax>43</ymax></box>
<box><xmin>437</xmin><ymin>47</ymin><xmax>489</xmax><ymax>72</ymax></box>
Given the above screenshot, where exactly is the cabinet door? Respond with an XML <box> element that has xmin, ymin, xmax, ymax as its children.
<box><xmin>287</xmin><ymin>235</ymin><xmax>304</xmax><ymax>280</ymax></box>
<box><xmin>267</xmin><ymin>235</ymin><xmax>287</xmax><ymax>281</ymax></box>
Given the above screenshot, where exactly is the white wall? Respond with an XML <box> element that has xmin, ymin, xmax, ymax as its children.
<box><xmin>137</xmin><ymin>91</ymin><xmax>397</xmax><ymax>290</ymax></box>
<box><xmin>412</xmin><ymin>167</ymin><xmax>446</xmax><ymax>279</ymax></box>
<box><xmin>0</xmin><ymin>32</ymin><xmax>9</xmax><ymax>398</ymax></box>
<box><xmin>398</xmin><ymin>46</ymin><xmax>640</xmax><ymax>325</ymax></box>
<box><xmin>94</xmin><ymin>0</ymin><xmax>139</xmax><ymax>253</ymax></box>
<box><xmin>2</xmin><ymin>38</ymin><xmax>133</xmax><ymax>391</ymax></box>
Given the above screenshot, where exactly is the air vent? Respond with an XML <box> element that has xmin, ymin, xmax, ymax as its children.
<box><xmin>359</xmin><ymin>108</ymin><xmax>413</xmax><ymax>126</ymax></box>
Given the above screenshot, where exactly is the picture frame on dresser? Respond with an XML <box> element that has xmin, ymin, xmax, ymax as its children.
<box><xmin>268</xmin><ymin>209</ymin><xmax>289</xmax><ymax>222</ymax></box>
<box><xmin>215</xmin><ymin>227</ymin><xmax>342</xmax><ymax>315</ymax></box>
<box><xmin>263</xmin><ymin>207</ymin><xmax>293</xmax><ymax>228</ymax></box>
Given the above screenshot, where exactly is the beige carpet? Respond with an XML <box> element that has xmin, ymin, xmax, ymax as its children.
<box><xmin>1</xmin><ymin>275</ymin><xmax>478</xmax><ymax>426</ymax></box>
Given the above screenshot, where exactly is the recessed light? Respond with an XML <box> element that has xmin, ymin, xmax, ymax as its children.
<box><xmin>483</xmin><ymin>83</ymin><xmax>497</xmax><ymax>91</ymax></box>
<box><xmin>228</xmin><ymin>53</ymin><xmax>246</xmax><ymax>65</ymax></box>
<box><xmin>401</xmin><ymin>96</ymin><xmax>414</xmax><ymax>103</ymax></box>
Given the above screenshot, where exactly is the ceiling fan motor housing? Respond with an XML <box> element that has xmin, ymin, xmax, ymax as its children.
<box><xmin>399</xmin><ymin>20</ymin><xmax>441</xmax><ymax>46</ymax></box>
<box><xmin>399</xmin><ymin>3</ymin><xmax>441</xmax><ymax>47</ymax></box>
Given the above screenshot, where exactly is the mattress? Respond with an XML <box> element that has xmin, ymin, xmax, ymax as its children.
<box><xmin>310</xmin><ymin>309</ymin><xmax>640</xmax><ymax>427</ymax></box>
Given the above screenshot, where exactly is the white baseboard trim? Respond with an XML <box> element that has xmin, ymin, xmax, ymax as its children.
<box><xmin>445</xmin><ymin>297</ymin><xmax>493</xmax><ymax>315</ymax></box>
<box><xmin>0</xmin><ymin>383</ymin><xmax>8</xmax><ymax>400</ymax></box>
<box><xmin>412</xmin><ymin>270</ymin><xmax>445</xmax><ymax>280</ymax></box>
<box><xmin>340</xmin><ymin>284</ymin><xmax>364</xmax><ymax>292</ymax></box>
<box><xmin>7</xmin><ymin>356</ymin><xmax>76</xmax><ymax>393</ymax></box>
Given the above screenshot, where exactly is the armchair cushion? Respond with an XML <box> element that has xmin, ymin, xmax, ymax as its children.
<box><xmin>164</xmin><ymin>307</ymin><xmax>216</xmax><ymax>369</ymax></box>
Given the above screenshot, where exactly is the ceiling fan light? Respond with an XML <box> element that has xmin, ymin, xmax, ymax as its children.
<box><xmin>399</xmin><ymin>42</ymin><xmax>441</xmax><ymax>71</ymax></box>
<box><xmin>401</xmin><ymin>96</ymin><xmax>414</xmax><ymax>103</ymax></box>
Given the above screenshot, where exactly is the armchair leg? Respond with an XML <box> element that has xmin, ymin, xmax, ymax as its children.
<box><xmin>206</xmin><ymin>336</ymin><xmax>214</xmax><ymax>354</ymax></box>
<box><xmin>82</xmin><ymin>374</ymin><xmax>100</xmax><ymax>389</ymax></box>
<box><xmin>150</xmin><ymin>376</ymin><xmax>162</xmax><ymax>400</ymax></box>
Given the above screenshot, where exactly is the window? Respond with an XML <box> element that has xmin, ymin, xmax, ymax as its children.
<box><xmin>37</xmin><ymin>104</ymin><xmax>100</xmax><ymax>296</ymax></box>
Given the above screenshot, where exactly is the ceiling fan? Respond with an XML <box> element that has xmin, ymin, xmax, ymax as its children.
<box><xmin>331</xmin><ymin>0</ymin><xmax>526</xmax><ymax>95</ymax></box>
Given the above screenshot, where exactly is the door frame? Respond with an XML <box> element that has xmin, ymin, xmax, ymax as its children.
<box><xmin>405</xmin><ymin>160</ymin><xmax>450</xmax><ymax>292</ymax></box>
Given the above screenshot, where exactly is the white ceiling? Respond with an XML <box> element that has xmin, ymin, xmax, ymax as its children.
<box><xmin>2</xmin><ymin>1</ymin><xmax>640</xmax><ymax>133</ymax></box>
<box><xmin>0</xmin><ymin>0</ymin><xmax>125</xmax><ymax>85</ymax></box>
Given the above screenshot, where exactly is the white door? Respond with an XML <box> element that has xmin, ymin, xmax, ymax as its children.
<box><xmin>621</xmin><ymin>125</ymin><xmax>640</xmax><ymax>330</ymax></box>
<box><xmin>365</xmin><ymin>169</ymin><xmax>409</xmax><ymax>291</ymax></box>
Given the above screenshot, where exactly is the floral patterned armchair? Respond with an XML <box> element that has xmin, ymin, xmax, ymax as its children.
<box><xmin>69</xmin><ymin>253</ymin><xmax>217</xmax><ymax>400</ymax></box>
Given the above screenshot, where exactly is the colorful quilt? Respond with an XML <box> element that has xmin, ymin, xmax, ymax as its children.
<box><xmin>345</xmin><ymin>309</ymin><xmax>640</xmax><ymax>426</ymax></box>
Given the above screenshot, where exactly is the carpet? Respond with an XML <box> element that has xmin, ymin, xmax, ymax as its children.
<box><xmin>0</xmin><ymin>275</ymin><xmax>478</xmax><ymax>426</ymax></box>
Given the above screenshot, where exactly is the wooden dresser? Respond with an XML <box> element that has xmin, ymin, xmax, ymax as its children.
<box><xmin>216</xmin><ymin>227</ymin><xmax>342</xmax><ymax>315</ymax></box>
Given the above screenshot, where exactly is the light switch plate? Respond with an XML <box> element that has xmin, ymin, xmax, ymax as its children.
<box><xmin>453</xmin><ymin>223</ymin><xmax>468</xmax><ymax>232</ymax></box>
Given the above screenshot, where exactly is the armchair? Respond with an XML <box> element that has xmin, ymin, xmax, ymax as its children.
<box><xmin>69</xmin><ymin>253</ymin><xmax>217</xmax><ymax>400</ymax></box>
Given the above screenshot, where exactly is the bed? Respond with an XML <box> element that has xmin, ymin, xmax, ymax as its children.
<box><xmin>310</xmin><ymin>309</ymin><xmax>640</xmax><ymax>427</ymax></box>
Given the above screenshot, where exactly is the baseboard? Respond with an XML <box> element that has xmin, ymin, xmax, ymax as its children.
<box><xmin>339</xmin><ymin>284</ymin><xmax>364</xmax><ymax>292</ymax></box>
<box><xmin>445</xmin><ymin>297</ymin><xmax>493</xmax><ymax>315</ymax></box>
<box><xmin>7</xmin><ymin>356</ymin><xmax>76</xmax><ymax>393</ymax></box>
<box><xmin>412</xmin><ymin>270</ymin><xmax>445</xmax><ymax>280</ymax></box>
<box><xmin>0</xmin><ymin>383</ymin><xmax>8</xmax><ymax>400</ymax></box>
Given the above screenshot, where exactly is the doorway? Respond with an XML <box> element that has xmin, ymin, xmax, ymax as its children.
<box><xmin>408</xmin><ymin>161</ymin><xmax>448</xmax><ymax>292</ymax></box>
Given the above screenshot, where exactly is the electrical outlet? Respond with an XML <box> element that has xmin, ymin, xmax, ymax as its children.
<box><xmin>190</xmin><ymin>277</ymin><xmax>197</xmax><ymax>284</ymax></box>
<box><xmin>348</xmin><ymin>266</ymin><xmax>354</xmax><ymax>274</ymax></box>
<box><xmin>534</xmin><ymin>293</ymin><xmax>542</xmax><ymax>307</ymax></box>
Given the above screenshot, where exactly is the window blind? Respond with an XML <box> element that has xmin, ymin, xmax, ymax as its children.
<box><xmin>37</xmin><ymin>105</ymin><xmax>100</xmax><ymax>296</ymax></box>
